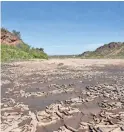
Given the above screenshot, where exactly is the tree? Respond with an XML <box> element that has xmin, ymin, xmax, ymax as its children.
<box><xmin>39</xmin><ymin>48</ymin><xmax>44</xmax><ymax>52</ymax></box>
<box><xmin>12</xmin><ymin>30</ymin><xmax>21</xmax><ymax>39</ymax></box>
<box><xmin>1</xmin><ymin>27</ymin><xmax>8</xmax><ymax>32</ymax></box>
<box><xmin>36</xmin><ymin>48</ymin><xmax>44</xmax><ymax>52</ymax></box>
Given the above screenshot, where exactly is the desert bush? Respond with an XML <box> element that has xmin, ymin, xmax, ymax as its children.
<box><xmin>1</xmin><ymin>44</ymin><xmax>48</xmax><ymax>62</ymax></box>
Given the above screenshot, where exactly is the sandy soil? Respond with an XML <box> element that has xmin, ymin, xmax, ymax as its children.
<box><xmin>1</xmin><ymin>59</ymin><xmax>124</xmax><ymax>132</ymax></box>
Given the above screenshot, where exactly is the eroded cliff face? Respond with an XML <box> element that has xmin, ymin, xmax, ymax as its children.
<box><xmin>1</xmin><ymin>28</ymin><xmax>23</xmax><ymax>45</ymax></box>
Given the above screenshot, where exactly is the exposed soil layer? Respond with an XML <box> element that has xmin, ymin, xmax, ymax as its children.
<box><xmin>1</xmin><ymin>59</ymin><xmax>124</xmax><ymax>132</ymax></box>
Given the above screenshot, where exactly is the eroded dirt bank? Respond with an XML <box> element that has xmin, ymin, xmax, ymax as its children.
<box><xmin>1</xmin><ymin>59</ymin><xmax>124</xmax><ymax>132</ymax></box>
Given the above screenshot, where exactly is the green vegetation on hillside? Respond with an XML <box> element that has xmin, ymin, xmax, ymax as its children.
<box><xmin>1</xmin><ymin>43</ymin><xmax>48</xmax><ymax>62</ymax></box>
<box><xmin>1</xmin><ymin>28</ymin><xmax>48</xmax><ymax>62</ymax></box>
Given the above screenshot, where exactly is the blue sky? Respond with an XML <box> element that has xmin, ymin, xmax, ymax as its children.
<box><xmin>1</xmin><ymin>1</ymin><xmax>124</xmax><ymax>55</ymax></box>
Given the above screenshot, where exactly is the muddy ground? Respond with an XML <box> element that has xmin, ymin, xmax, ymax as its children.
<box><xmin>1</xmin><ymin>59</ymin><xmax>124</xmax><ymax>132</ymax></box>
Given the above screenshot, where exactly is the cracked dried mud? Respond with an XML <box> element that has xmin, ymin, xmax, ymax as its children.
<box><xmin>1</xmin><ymin>59</ymin><xmax>124</xmax><ymax>132</ymax></box>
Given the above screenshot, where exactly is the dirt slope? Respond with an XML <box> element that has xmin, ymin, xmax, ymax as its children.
<box><xmin>1</xmin><ymin>28</ymin><xmax>23</xmax><ymax>45</ymax></box>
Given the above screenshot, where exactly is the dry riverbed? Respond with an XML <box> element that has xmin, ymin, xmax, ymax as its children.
<box><xmin>1</xmin><ymin>59</ymin><xmax>124</xmax><ymax>132</ymax></box>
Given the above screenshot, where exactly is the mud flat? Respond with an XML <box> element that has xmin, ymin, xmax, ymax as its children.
<box><xmin>1</xmin><ymin>59</ymin><xmax>124</xmax><ymax>132</ymax></box>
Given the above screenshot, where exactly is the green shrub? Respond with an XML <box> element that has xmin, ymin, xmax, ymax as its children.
<box><xmin>1</xmin><ymin>44</ymin><xmax>48</xmax><ymax>62</ymax></box>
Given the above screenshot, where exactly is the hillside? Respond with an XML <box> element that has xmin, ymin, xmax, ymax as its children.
<box><xmin>79</xmin><ymin>42</ymin><xmax>124</xmax><ymax>59</ymax></box>
<box><xmin>1</xmin><ymin>28</ymin><xmax>23</xmax><ymax>46</ymax></box>
<box><xmin>1</xmin><ymin>28</ymin><xmax>48</xmax><ymax>62</ymax></box>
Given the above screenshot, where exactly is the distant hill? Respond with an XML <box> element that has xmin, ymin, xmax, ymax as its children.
<box><xmin>79</xmin><ymin>42</ymin><xmax>124</xmax><ymax>59</ymax></box>
<box><xmin>1</xmin><ymin>28</ymin><xmax>48</xmax><ymax>62</ymax></box>
<box><xmin>49</xmin><ymin>55</ymin><xmax>79</xmax><ymax>59</ymax></box>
